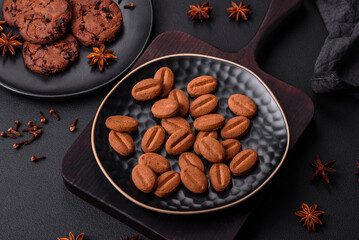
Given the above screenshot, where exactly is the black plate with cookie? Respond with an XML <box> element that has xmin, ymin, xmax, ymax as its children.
<box><xmin>92</xmin><ymin>54</ymin><xmax>290</xmax><ymax>214</ymax></box>
<box><xmin>0</xmin><ymin>0</ymin><xmax>152</xmax><ymax>98</ymax></box>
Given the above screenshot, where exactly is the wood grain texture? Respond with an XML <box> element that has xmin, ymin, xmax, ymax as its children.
<box><xmin>62</xmin><ymin>0</ymin><xmax>314</xmax><ymax>239</ymax></box>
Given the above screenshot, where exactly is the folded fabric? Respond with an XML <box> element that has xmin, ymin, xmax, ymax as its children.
<box><xmin>312</xmin><ymin>0</ymin><xmax>359</xmax><ymax>93</ymax></box>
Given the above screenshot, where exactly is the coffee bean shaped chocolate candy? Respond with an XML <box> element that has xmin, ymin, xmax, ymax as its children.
<box><xmin>154</xmin><ymin>171</ymin><xmax>181</xmax><ymax>198</ymax></box>
<box><xmin>154</xmin><ymin>67</ymin><xmax>174</xmax><ymax>97</ymax></box>
<box><xmin>105</xmin><ymin>115</ymin><xmax>138</xmax><ymax>133</ymax></box>
<box><xmin>228</xmin><ymin>94</ymin><xmax>257</xmax><ymax>118</ymax></box>
<box><xmin>132</xmin><ymin>165</ymin><xmax>157</xmax><ymax>193</ymax></box>
<box><xmin>221</xmin><ymin>116</ymin><xmax>250</xmax><ymax>139</ymax></box>
<box><xmin>222</xmin><ymin>139</ymin><xmax>242</xmax><ymax>162</ymax></box>
<box><xmin>198</xmin><ymin>136</ymin><xmax>225</xmax><ymax>163</ymax></box>
<box><xmin>161</xmin><ymin>116</ymin><xmax>191</xmax><ymax>135</ymax></box>
<box><xmin>168</xmin><ymin>89</ymin><xmax>190</xmax><ymax>117</ymax></box>
<box><xmin>194</xmin><ymin>131</ymin><xmax>218</xmax><ymax>156</ymax></box>
<box><xmin>152</xmin><ymin>98</ymin><xmax>179</xmax><ymax>118</ymax></box>
<box><xmin>108</xmin><ymin>131</ymin><xmax>135</xmax><ymax>156</ymax></box>
<box><xmin>193</xmin><ymin>114</ymin><xmax>225</xmax><ymax>131</ymax></box>
<box><xmin>131</xmin><ymin>78</ymin><xmax>162</xmax><ymax>101</ymax></box>
<box><xmin>138</xmin><ymin>153</ymin><xmax>170</xmax><ymax>175</ymax></box>
<box><xmin>179</xmin><ymin>152</ymin><xmax>205</xmax><ymax>172</ymax></box>
<box><xmin>180</xmin><ymin>165</ymin><xmax>208</xmax><ymax>194</ymax></box>
<box><xmin>190</xmin><ymin>94</ymin><xmax>218</xmax><ymax>118</ymax></box>
<box><xmin>187</xmin><ymin>76</ymin><xmax>218</xmax><ymax>98</ymax></box>
<box><xmin>209</xmin><ymin>163</ymin><xmax>231</xmax><ymax>191</ymax></box>
<box><xmin>166</xmin><ymin>128</ymin><xmax>195</xmax><ymax>155</ymax></box>
<box><xmin>141</xmin><ymin>126</ymin><xmax>166</xmax><ymax>153</ymax></box>
<box><xmin>230</xmin><ymin>149</ymin><xmax>258</xmax><ymax>176</ymax></box>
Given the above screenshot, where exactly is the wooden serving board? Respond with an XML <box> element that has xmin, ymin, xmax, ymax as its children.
<box><xmin>61</xmin><ymin>0</ymin><xmax>314</xmax><ymax>239</ymax></box>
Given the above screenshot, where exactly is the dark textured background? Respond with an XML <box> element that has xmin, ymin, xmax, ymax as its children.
<box><xmin>0</xmin><ymin>0</ymin><xmax>358</xmax><ymax>239</ymax></box>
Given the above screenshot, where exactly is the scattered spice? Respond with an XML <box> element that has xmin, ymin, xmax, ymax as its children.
<box><xmin>8</xmin><ymin>127</ymin><xmax>20</xmax><ymax>136</ymax></box>
<box><xmin>49</xmin><ymin>109</ymin><xmax>60</xmax><ymax>120</ymax></box>
<box><xmin>310</xmin><ymin>155</ymin><xmax>336</xmax><ymax>183</ymax></box>
<box><xmin>14</xmin><ymin>120</ymin><xmax>20</xmax><ymax>131</ymax></box>
<box><xmin>124</xmin><ymin>3</ymin><xmax>135</xmax><ymax>9</ymax></box>
<box><xmin>87</xmin><ymin>44</ymin><xmax>117</xmax><ymax>71</ymax></box>
<box><xmin>294</xmin><ymin>203</ymin><xmax>324</xmax><ymax>231</ymax></box>
<box><xmin>186</xmin><ymin>1</ymin><xmax>213</xmax><ymax>22</ymax></box>
<box><xmin>30</xmin><ymin>129</ymin><xmax>42</xmax><ymax>135</ymax></box>
<box><xmin>13</xmin><ymin>140</ymin><xmax>27</xmax><ymax>149</ymax></box>
<box><xmin>39</xmin><ymin>112</ymin><xmax>46</xmax><ymax>123</ymax></box>
<box><xmin>0</xmin><ymin>31</ymin><xmax>22</xmax><ymax>56</ymax></box>
<box><xmin>0</xmin><ymin>20</ymin><xmax>5</xmax><ymax>32</ymax></box>
<box><xmin>30</xmin><ymin>155</ymin><xmax>46</xmax><ymax>162</ymax></box>
<box><xmin>28</xmin><ymin>120</ymin><xmax>42</xmax><ymax>129</ymax></box>
<box><xmin>227</xmin><ymin>1</ymin><xmax>252</xmax><ymax>21</ymax></box>
<box><xmin>70</xmin><ymin>118</ymin><xmax>78</xmax><ymax>132</ymax></box>
<box><xmin>22</xmin><ymin>126</ymin><xmax>38</xmax><ymax>132</ymax></box>
<box><xmin>355</xmin><ymin>162</ymin><xmax>359</xmax><ymax>182</ymax></box>
<box><xmin>58</xmin><ymin>232</ymin><xmax>84</xmax><ymax>240</ymax></box>
<box><xmin>1</xmin><ymin>131</ymin><xmax>15</xmax><ymax>139</ymax></box>
<box><xmin>120</xmin><ymin>235</ymin><xmax>139</xmax><ymax>240</ymax></box>
<box><xmin>25</xmin><ymin>133</ymin><xmax>39</xmax><ymax>145</ymax></box>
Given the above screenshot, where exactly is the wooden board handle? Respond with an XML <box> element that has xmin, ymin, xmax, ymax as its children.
<box><xmin>237</xmin><ymin>0</ymin><xmax>303</xmax><ymax>60</ymax></box>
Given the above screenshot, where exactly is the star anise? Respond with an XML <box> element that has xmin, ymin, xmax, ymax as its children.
<box><xmin>310</xmin><ymin>155</ymin><xmax>336</xmax><ymax>183</ymax></box>
<box><xmin>186</xmin><ymin>1</ymin><xmax>213</xmax><ymax>22</ymax></box>
<box><xmin>295</xmin><ymin>203</ymin><xmax>324</xmax><ymax>231</ymax></box>
<box><xmin>87</xmin><ymin>44</ymin><xmax>117</xmax><ymax>71</ymax></box>
<box><xmin>355</xmin><ymin>162</ymin><xmax>359</xmax><ymax>182</ymax></box>
<box><xmin>0</xmin><ymin>20</ymin><xmax>5</xmax><ymax>32</ymax></box>
<box><xmin>0</xmin><ymin>31</ymin><xmax>23</xmax><ymax>56</ymax></box>
<box><xmin>57</xmin><ymin>232</ymin><xmax>84</xmax><ymax>240</ymax></box>
<box><xmin>227</xmin><ymin>1</ymin><xmax>252</xmax><ymax>21</ymax></box>
<box><xmin>120</xmin><ymin>235</ymin><xmax>139</xmax><ymax>240</ymax></box>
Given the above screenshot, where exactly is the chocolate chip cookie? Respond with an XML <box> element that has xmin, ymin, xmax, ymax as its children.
<box><xmin>2</xmin><ymin>0</ymin><xmax>29</xmax><ymax>27</ymax></box>
<box><xmin>70</xmin><ymin>0</ymin><xmax>123</xmax><ymax>46</ymax></box>
<box><xmin>22</xmin><ymin>34</ymin><xmax>80</xmax><ymax>75</ymax></box>
<box><xmin>17</xmin><ymin>0</ymin><xmax>72</xmax><ymax>44</ymax></box>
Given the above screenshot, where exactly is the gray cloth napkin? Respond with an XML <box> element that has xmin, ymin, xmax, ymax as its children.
<box><xmin>312</xmin><ymin>0</ymin><xmax>359</xmax><ymax>93</ymax></box>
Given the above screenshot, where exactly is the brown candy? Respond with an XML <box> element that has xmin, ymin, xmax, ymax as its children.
<box><xmin>198</xmin><ymin>136</ymin><xmax>225</xmax><ymax>163</ymax></box>
<box><xmin>138</xmin><ymin>153</ymin><xmax>171</xmax><ymax>175</ymax></box>
<box><xmin>190</xmin><ymin>94</ymin><xmax>218</xmax><ymax>118</ymax></box>
<box><xmin>131</xmin><ymin>78</ymin><xmax>162</xmax><ymax>101</ymax></box>
<box><xmin>178</xmin><ymin>152</ymin><xmax>205</xmax><ymax>172</ymax></box>
<box><xmin>154</xmin><ymin>171</ymin><xmax>181</xmax><ymax>198</ymax></box>
<box><xmin>105</xmin><ymin>115</ymin><xmax>138</xmax><ymax>133</ymax></box>
<box><xmin>151</xmin><ymin>98</ymin><xmax>179</xmax><ymax>118</ymax></box>
<box><xmin>228</xmin><ymin>94</ymin><xmax>257</xmax><ymax>118</ymax></box>
<box><xmin>194</xmin><ymin>131</ymin><xmax>218</xmax><ymax>156</ymax></box>
<box><xmin>154</xmin><ymin>67</ymin><xmax>175</xmax><ymax>97</ymax></box>
<box><xmin>161</xmin><ymin>116</ymin><xmax>191</xmax><ymax>135</ymax></box>
<box><xmin>222</xmin><ymin>139</ymin><xmax>242</xmax><ymax>162</ymax></box>
<box><xmin>193</xmin><ymin>114</ymin><xmax>225</xmax><ymax>131</ymax></box>
<box><xmin>166</xmin><ymin>128</ymin><xmax>195</xmax><ymax>155</ymax></box>
<box><xmin>180</xmin><ymin>165</ymin><xmax>208</xmax><ymax>194</ymax></box>
<box><xmin>187</xmin><ymin>76</ymin><xmax>218</xmax><ymax>98</ymax></box>
<box><xmin>220</xmin><ymin>116</ymin><xmax>250</xmax><ymax>139</ymax></box>
<box><xmin>230</xmin><ymin>149</ymin><xmax>258</xmax><ymax>176</ymax></box>
<box><xmin>132</xmin><ymin>165</ymin><xmax>157</xmax><ymax>193</ymax></box>
<box><xmin>141</xmin><ymin>126</ymin><xmax>166</xmax><ymax>153</ymax></box>
<box><xmin>209</xmin><ymin>163</ymin><xmax>231</xmax><ymax>191</ymax></box>
<box><xmin>108</xmin><ymin>131</ymin><xmax>135</xmax><ymax>156</ymax></box>
<box><xmin>168</xmin><ymin>89</ymin><xmax>190</xmax><ymax>117</ymax></box>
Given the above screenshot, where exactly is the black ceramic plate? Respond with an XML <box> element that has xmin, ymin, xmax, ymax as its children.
<box><xmin>92</xmin><ymin>54</ymin><xmax>290</xmax><ymax>214</ymax></box>
<box><xmin>0</xmin><ymin>0</ymin><xmax>152</xmax><ymax>98</ymax></box>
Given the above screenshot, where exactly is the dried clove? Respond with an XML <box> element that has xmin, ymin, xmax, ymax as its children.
<box><xmin>31</xmin><ymin>156</ymin><xmax>46</xmax><ymax>162</ymax></box>
<box><xmin>70</xmin><ymin>118</ymin><xmax>78</xmax><ymax>132</ymax></box>
<box><xmin>8</xmin><ymin>127</ymin><xmax>21</xmax><ymax>136</ymax></box>
<box><xmin>39</xmin><ymin>112</ymin><xmax>47</xmax><ymax>123</ymax></box>
<box><xmin>13</xmin><ymin>140</ymin><xmax>27</xmax><ymax>149</ymax></box>
<box><xmin>1</xmin><ymin>131</ymin><xmax>15</xmax><ymax>139</ymax></box>
<box><xmin>49</xmin><ymin>109</ymin><xmax>60</xmax><ymax>120</ymax></box>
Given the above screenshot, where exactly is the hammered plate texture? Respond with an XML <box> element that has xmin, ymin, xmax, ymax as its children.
<box><xmin>93</xmin><ymin>55</ymin><xmax>288</xmax><ymax>213</ymax></box>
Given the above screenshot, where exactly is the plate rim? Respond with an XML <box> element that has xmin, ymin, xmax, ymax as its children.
<box><xmin>0</xmin><ymin>0</ymin><xmax>153</xmax><ymax>99</ymax></box>
<box><xmin>91</xmin><ymin>53</ymin><xmax>290</xmax><ymax>215</ymax></box>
